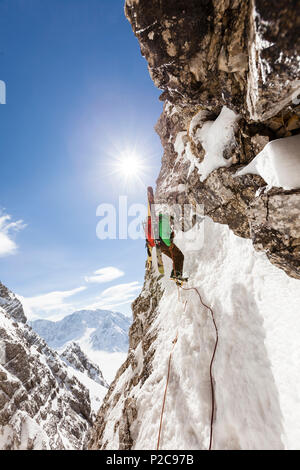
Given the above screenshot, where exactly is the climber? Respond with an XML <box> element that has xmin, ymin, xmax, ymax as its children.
<box><xmin>157</xmin><ymin>213</ymin><xmax>186</xmax><ymax>281</ymax></box>
<box><xmin>145</xmin><ymin>186</ymin><xmax>186</xmax><ymax>282</ymax></box>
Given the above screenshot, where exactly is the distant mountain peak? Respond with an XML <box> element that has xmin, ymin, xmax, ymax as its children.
<box><xmin>60</xmin><ymin>342</ymin><xmax>109</xmax><ymax>388</ymax></box>
<box><xmin>0</xmin><ymin>286</ymin><xmax>94</xmax><ymax>449</ymax></box>
<box><xmin>30</xmin><ymin>308</ymin><xmax>131</xmax><ymax>353</ymax></box>
<box><xmin>0</xmin><ymin>281</ymin><xmax>27</xmax><ymax>324</ymax></box>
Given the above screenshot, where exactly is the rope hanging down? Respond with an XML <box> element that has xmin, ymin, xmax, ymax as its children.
<box><xmin>181</xmin><ymin>286</ymin><xmax>219</xmax><ymax>451</ymax></box>
<box><xmin>156</xmin><ymin>331</ymin><xmax>178</xmax><ymax>450</ymax></box>
<box><xmin>156</xmin><ymin>287</ymin><xmax>218</xmax><ymax>451</ymax></box>
<box><xmin>156</xmin><ymin>300</ymin><xmax>187</xmax><ymax>451</ymax></box>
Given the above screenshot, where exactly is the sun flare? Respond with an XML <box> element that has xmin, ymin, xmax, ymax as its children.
<box><xmin>110</xmin><ymin>149</ymin><xmax>149</xmax><ymax>189</ymax></box>
<box><xmin>104</xmin><ymin>138</ymin><xmax>155</xmax><ymax>192</ymax></box>
<box><xmin>116</xmin><ymin>153</ymin><xmax>144</xmax><ymax>178</ymax></box>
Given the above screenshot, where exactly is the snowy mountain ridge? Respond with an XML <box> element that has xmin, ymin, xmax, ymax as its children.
<box><xmin>60</xmin><ymin>341</ymin><xmax>109</xmax><ymax>388</ymax></box>
<box><xmin>0</xmin><ymin>282</ymin><xmax>108</xmax><ymax>449</ymax></box>
<box><xmin>0</xmin><ymin>282</ymin><xmax>26</xmax><ymax>324</ymax></box>
<box><xmin>30</xmin><ymin>309</ymin><xmax>130</xmax><ymax>353</ymax></box>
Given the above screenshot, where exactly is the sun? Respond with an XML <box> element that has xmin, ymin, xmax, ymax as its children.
<box><xmin>102</xmin><ymin>138</ymin><xmax>155</xmax><ymax>192</ymax></box>
<box><xmin>116</xmin><ymin>152</ymin><xmax>144</xmax><ymax>179</ymax></box>
<box><xmin>110</xmin><ymin>149</ymin><xmax>148</xmax><ymax>189</ymax></box>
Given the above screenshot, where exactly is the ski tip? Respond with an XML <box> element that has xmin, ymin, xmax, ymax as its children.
<box><xmin>147</xmin><ymin>186</ymin><xmax>154</xmax><ymax>197</ymax></box>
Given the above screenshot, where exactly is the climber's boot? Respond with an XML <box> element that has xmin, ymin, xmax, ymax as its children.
<box><xmin>170</xmin><ymin>271</ymin><xmax>188</xmax><ymax>285</ymax></box>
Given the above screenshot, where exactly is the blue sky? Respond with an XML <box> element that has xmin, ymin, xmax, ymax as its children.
<box><xmin>0</xmin><ymin>0</ymin><xmax>162</xmax><ymax>319</ymax></box>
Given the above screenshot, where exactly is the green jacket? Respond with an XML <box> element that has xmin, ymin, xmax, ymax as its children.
<box><xmin>158</xmin><ymin>214</ymin><xmax>173</xmax><ymax>247</ymax></box>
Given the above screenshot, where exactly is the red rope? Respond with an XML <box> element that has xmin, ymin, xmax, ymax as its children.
<box><xmin>180</xmin><ymin>286</ymin><xmax>219</xmax><ymax>451</ymax></box>
<box><xmin>156</xmin><ymin>332</ymin><xmax>178</xmax><ymax>450</ymax></box>
<box><xmin>156</xmin><ymin>288</ymin><xmax>218</xmax><ymax>451</ymax></box>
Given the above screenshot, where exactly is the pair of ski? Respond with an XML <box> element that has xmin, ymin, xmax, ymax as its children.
<box><xmin>146</xmin><ymin>245</ymin><xmax>164</xmax><ymax>277</ymax></box>
<box><xmin>147</xmin><ymin>187</ymin><xmax>164</xmax><ymax>277</ymax></box>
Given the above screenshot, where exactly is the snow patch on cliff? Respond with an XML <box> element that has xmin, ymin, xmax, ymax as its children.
<box><xmin>195</xmin><ymin>107</ymin><xmax>240</xmax><ymax>181</ymax></box>
<box><xmin>235</xmin><ymin>134</ymin><xmax>300</xmax><ymax>190</ymax></box>
<box><xmin>174</xmin><ymin>107</ymin><xmax>240</xmax><ymax>181</ymax></box>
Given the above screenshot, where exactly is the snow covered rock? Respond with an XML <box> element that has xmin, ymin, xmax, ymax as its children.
<box><xmin>126</xmin><ymin>0</ymin><xmax>300</xmax><ymax>280</ymax></box>
<box><xmin>0</xmin><ymin>283</ymin><xmax>94</xmax><ymax>450</ymax></box>
<box><xmin>60</xmin><ymin>342</ymin><xmax>108</xmax><ymax>388</ymax></box>
<box><xmin>154</xmin><ymin>100</ymin><xmax>300</xmax><ymax>279</ymax></box>
<box><xmin>174</xmin><ymin>106</ymin><xmax>240</xmax><ymax>181</ymax></box>
<box><xmin>0</xmin><ymin>282</ymin><xmax>26</xmax><ymax>324</ymax></box>
<box><xmin>235</xmin><ymin>134</ymin><xmax>300</xmax><ymax>190</ymax></box>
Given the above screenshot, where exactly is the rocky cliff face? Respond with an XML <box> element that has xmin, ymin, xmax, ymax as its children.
<box><xmin>89</xmin><ymin>0</ymin><xmax>300</xmax><ymax>450</ymax></box>
<box><xmin>125</xmin><ymin>0</ymin><xmax>300</xmax><ymax>280</ymax></box>
<box><xmin>0</xmin><ymin>282</ymin><xmax>27</xmax><ymax>324</ymax></box>
<box><xmin>0</xmin><ymin>282</ymin><xmax>93</xmax><ymax>449</ymax></box>
<box><xmin>60</xmin><ymin>342</ymin><xmax>108</xmax><ymax>388</ymax></box>
<box><xmin>125</xmin><ymin>0</ymin><xmax>299</xmax><ymax>119</ymax></box>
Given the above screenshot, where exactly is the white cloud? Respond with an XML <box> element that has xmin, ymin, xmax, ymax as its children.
<box><xmin>101</xmin><ymin>281</ymin><xmax>141</xmax><ymax>299</ymax></box>
<box><xmin>0</xmin><ymin>212</ymin><xmax>26</xmax><ymax>257</ymax></box>
<box><xmin>18</xmin><ymin>275</ymin><xmax>141</xmax><ymax>321</ymax></box>
<box><xmin>18</xmin><ymin>286</ymin><xmax>86</xmax><ymax>321</ymax></box>
<box><xmin>84</xmin><ymin>266</ymin><xmax>124</xmax><ymax>284</ymax></box>
<box><xmin>84</xmin><ymin>281</ymin><xmax>142</xmax><ymax>311</ymax></box>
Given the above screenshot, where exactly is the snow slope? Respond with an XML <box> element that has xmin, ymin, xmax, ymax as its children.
<box><xmin>64</xmin><ymin>365</ymin><xmax>108</xmax><ymax>414</ymax></box>
<box><xmin>97</xmin><ymin>217</ymin><xmax>300</xmax><ymax>450</ymax></box>
<box><xmin>82</xmin><ymin>350</ymin><xmax>128</xmax><ymax>384</ymax></box>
